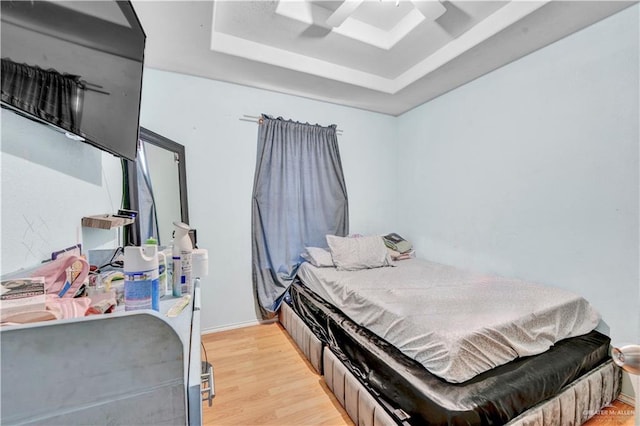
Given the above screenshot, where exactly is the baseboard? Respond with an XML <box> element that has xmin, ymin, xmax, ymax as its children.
<box><xmin>619</xmin><ymin>371</ymin><xmax>638</xmax><ymax>408</ymax></box>
<box><xmin>618</xmin><ymin>392</ymin><xmax>636</xmax><ymax>407</ymax></box>
<box><xmin>201</xmin><ymin>318</ymin><xmax>278</xmax><ymax>335</ymax></box>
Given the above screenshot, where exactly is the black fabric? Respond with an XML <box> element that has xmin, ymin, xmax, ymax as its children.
<box><xmin>289</xmin><ymin>281</ymin><xmax>611</xmax><ymax>426</ymax></box>
<box><xmin>1</xmin><ymin>58</ymin><xmax>83</xmax><ymax>132</ymax></box>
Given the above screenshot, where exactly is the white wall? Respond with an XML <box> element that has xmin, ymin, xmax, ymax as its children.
<box><xmin>1</xmin><ymin>109</ymin><xmax>123</xmax><ymax>275</ymax></box>
<box><xmin>141</xmin><ymin>6</ymin><xmax>639</xmax><ymax>339</ymax></box>
<box><xmin>396</xmin><ymin>5</ymin><xmax>639</xmax><ymax>348</ymax></box>
<box><xmin>138</xmin><ymin>70</ymin><xmax>397</xmax><ymax>331</ymax></box>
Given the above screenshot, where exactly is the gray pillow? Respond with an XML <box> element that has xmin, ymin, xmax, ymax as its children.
<box><xmin>301</xmin><ymin>247</ymin><xmax>334</xmax><ymax>268</ymax></box>
<box><xmin>326</xmin><ymin>235</ymin><xmax>392</xmax><ymax>271</ymax></box>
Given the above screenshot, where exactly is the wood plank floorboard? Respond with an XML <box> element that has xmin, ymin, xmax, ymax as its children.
<box><xmin>202</xmin><ymin>323</ymin><xmax>352</xmax><ymax>426</ymax></box>
<box><xmin>202</xmin><ymin>323</ymin><xmax>636</xmax><ymax>426</ymax></box>
<box><xmin>583</xmin><ymin>400</ymin><xmax>636</xmax><ymax>426</ymax></box>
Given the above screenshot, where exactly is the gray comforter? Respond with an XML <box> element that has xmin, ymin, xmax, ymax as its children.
<box><xmin>296</xmin><ymin>258</ymin><xmax>600</xmax><ymax>383</ymax></box>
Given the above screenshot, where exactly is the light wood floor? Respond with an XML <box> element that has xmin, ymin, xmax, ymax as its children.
<box><xmin>202</xmin><ymin>323</ymin><xmax>636</xmax><ymax>426</ymax></box>
<box><xmin>583</xmin><ymin>400</ymin><xmax>636</xmax><ymax>426</ymax></box>
<box><xmin>202</xmin><ymin>322</ymin><xmax>351</xmax><ymax>425</ymax></box>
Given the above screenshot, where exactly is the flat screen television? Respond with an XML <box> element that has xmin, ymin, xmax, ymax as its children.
<box><xmin>1</xmin><ymin>1</ymin><xmax>145</xmax><ymax>161</ymax></box>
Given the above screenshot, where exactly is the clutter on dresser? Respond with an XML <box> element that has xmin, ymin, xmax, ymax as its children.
<box><xmin>0</xmin><ymin>246</ymin><xmax>120</xmax><ymax>325</ymax></box>
<box><xmin>1</xmin><ymin>225</ymin><xmax>205</xmax><ymax>327</ymax></box>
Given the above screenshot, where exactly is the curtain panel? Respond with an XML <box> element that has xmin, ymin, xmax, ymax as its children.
<box><xmin>252</xmin><ymin>115</ymin><xmax>348</xmax><ymax>319</ymax></box>
<box><xmin>1</xmin><ymin>58</ymin><xmax>84</xmax><ymax>132</ymax></box>
<box><xmin>136</xmin><ymin>139</ymin><xmax>160</xmax><ymax>243</ymax></box>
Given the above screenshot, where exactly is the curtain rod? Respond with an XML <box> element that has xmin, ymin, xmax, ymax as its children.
<box><xmin>239</xmin><ymin>115</ymin><xmax>343</xmax><ymax>135</ymax></box>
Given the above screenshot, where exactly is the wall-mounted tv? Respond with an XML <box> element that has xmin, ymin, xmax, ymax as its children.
<box><xmin>1</xmin><ymin>1</ymin><xmax>145</xmax><ymax>161</ymax></box>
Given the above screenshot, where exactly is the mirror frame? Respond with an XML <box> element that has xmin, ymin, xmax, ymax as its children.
<box><xmin>124</xmin><ymin>127</ymin><xmax>189</xmax><ymax>246</ymax></box>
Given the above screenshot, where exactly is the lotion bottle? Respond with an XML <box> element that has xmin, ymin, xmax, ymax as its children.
<box><xmin>172</xmin><ymin>221</ymin><xmax>193</xmax><ymax>297</ymax></box>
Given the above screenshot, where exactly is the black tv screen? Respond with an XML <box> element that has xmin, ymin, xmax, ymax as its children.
<box><xmin>1</xmin><ymin>1</ymin><xmax>145</xmax><ymax>161</ymax></box>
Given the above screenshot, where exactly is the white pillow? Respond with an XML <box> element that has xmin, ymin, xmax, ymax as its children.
<box><xmin>301</xmin><ymin>247</ymin><xmax>334</xmax><ymax>268</ymax></box>
<box><xmin>326</xmin><ymin>235</ymin><xmax>392</xmax><ymax>271</ymax></box>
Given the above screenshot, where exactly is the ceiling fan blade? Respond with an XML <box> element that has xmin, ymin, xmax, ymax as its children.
<box><xmin>411</xmin><ymin>0</ymin><xmax>446</xmax><ymax>21</ymax></box>
<box><xmin>325</xmin><ymin>0</ymin><xmax>364</xmax><ymax>28</ymax></box>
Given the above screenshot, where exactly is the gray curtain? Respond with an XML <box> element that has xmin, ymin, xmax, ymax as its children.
<box><xmin>136</xmin><ymin>140</ymin><xmax>160</xmax><ymax>243</ymax></box>
<box><xmin>252</xmin><ymin>115</ymin><xmax>349</xmax><ymax>319</ymax></box>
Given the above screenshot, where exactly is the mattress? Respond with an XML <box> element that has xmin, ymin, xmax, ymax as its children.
<box><xmin>288</xmin><ymin>281</ymin><xmax>614</xmax><ymax>425</ymax></box>
<box><xmin>297</xmin><ymin>259</ymin><xmax>601</xmax><ymax>383</ymax></box>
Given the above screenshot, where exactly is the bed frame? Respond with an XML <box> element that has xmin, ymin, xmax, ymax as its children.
<box><xmin>279</xmin><ymin>302</ymin><xmax>622</xmax><ymax>426</ymax></box>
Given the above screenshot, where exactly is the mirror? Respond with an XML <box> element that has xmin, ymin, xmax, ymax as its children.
<box><xmin>125</xmin><ymin>128</ymin><xmax>189</xmax><ymax>247</ymax></box>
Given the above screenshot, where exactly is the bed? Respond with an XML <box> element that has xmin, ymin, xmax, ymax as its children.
<box><xmin>279</xmin><ymin>252</ymin><xmax>621</xmax><ymax>425</ymax></box>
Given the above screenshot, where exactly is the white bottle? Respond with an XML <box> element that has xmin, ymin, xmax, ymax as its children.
<box><xmin>172</xmin><ymin>221</ymin><xmax>193</xmax><ymax>297</ymax></box>
<box><xmin>145</xmin><ymin>237</ymin><xmax>167</xmax><ymax>298</ymax></box>
<box><xmin>171</xmin><ymin>242</ymin><xmax>181</xmax><ymax>298</ymax></box>
<box><xmin>157</xmin><ymin>251</ymin><xmax>167</xmax><ymax>298</ymax></box>
<box><xmin>124</xmin><ymin>245</ymin><xmax>159</xmax><ymax>311</ymax></box>
<box><xmin>162</xmin><ymin>247</ymin><xmax>173</xmax><ymax>296</ymax></box>
<box><xmin>165</xmin><ymin>233</ymin><xmax>175</xmax><ymax>296</ymax></box>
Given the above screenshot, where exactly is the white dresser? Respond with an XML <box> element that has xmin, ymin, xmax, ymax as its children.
<box><xmin>0</xmin><ymin>281</ymin><xmax>202</xmax><ymax>425</ymax></box>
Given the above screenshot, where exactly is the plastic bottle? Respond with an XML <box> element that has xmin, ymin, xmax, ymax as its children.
<box><xmin>162</xmin><ymin>247</ymin><xmax>173</xmax><ymax>296</ymax></box>
<box><xmin>145</xmin><ymin>237</ymin><xmax>167</xmax><ymax>298</ymax></box>
<box><xmin>192</xmin><ymin>248</ymin><xmax>209</xmax><ymax>279</ymax></box>
<box><xmin>157</xmin><ymin>250</ymin><xmax>167</xmax><ymax>299</ymax></box>
<box><xmin>165</xmin><ymin>232</ymin><xmax>175</xmax><ymax>296</ymax></box>
<box><xmin>124</xmin><ymin>245</ymin><xmax>159</xmax><ymax>311</ymax></box>
<box><xmin>171</xmin><ymin>235</ymin><xmax>180</xmax><ymax>297</ymax></box>
<box><xmin>172</xmin><ymin>221</ymin><xmax>193</xmax><ymax>297</ymax></box>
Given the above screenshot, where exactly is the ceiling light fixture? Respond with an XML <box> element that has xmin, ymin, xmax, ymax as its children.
<box><xmin>411</xmin><ymin>0</ymin><xmax>446</xmax><ymax>21</ymax></box>
<box><xmin>326</xmin><ymin>0</ymin><xmax>363</xmax><ymax>27</ymax></box>
<box><xmin>380</xmin><ymin>0</ymin><xmax>446</xmax><ymax>16</ymax></box>
<box><xmin>328</xmin><ymin>0</ymin><xmax>444</xmax><ymax>30</ymax></box>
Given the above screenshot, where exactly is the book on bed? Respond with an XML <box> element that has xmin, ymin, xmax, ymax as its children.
<box><xmin>383</xmin><ymin>233</ymin><xmax>413</xmax><ymax>254</ymax></box>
